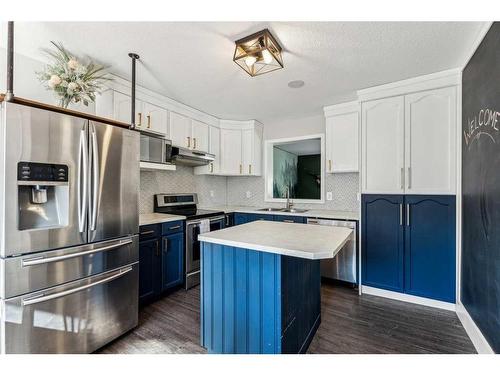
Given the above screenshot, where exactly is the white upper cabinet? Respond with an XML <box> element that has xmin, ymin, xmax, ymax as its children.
<box><xmin>220</xmin><ymin>128</ymin><xmax>243</xmax><ymax>175</ymax></box>
<box><xmin>194</xmin><ymin>126</ymin><xmax>220</xmax><ymax>175</ymax></box>
<box><xmin>169</xmin><ymin>111</ymin><xmax>192</xmax><ymax>149</ymax></box>
<box><xmin>112</xmin><ymin>90</ymin><xmax>140</xmax><ymax>125</ymax></box>
<box><xmin>360</xmin><ymin>72</ymin><xmax>458</xmax><ymax>195</ymax></box>
<box><xmin>219</xmin><ymin>120</ymin><xmax>263</xmax><ymax>176</ymax></box>
<box><xmin>324</xmin><ymin>102</ymin><xmax>360</xmax><ymax>173</ymax></box>
<box><xmin>191</xmin><ymin>120</ymin><xmax>209</xmax><ymax>152</ymax></box>
<box><xmin>142</xmin><ymin>101</ymin><xmax>168</xmax><ymax>136</ymax></box>
<box><xmin>404</xmin><ymin>86</ymin><xmax>456</xmax><ymax>194</ymax></box>
<box><xmin>169</xmin><ymin>112</ymin><xmax>210</xmax><ymax>152</ymax></box>
<box><xmin>362</xmin><ymin>96</ymin><xmax>405</xmax><ymax>194</ymax></box>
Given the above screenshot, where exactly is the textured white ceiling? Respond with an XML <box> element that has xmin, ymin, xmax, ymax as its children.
<box><xmin>3</xmin><ymin>22</ymin><xmax>486</xmax><ymax>122</ymax></box>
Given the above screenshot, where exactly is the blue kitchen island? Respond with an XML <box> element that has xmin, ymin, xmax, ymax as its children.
<box><xmin>199</xmin><ymin>220</ymin><xmax>352</xmax><ymax>354</ymax></box>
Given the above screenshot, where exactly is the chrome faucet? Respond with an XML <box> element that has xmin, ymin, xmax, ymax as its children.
<box><xmin>285</xmin><ymin>187</ymin><xmax>293</xmax><ymax>210</ymax></box>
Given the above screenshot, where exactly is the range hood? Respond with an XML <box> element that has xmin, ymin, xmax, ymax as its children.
<box><xmin>171</xmin><ymin>147</ymin><xmax>215</xmax><ymax>166</ymax></box>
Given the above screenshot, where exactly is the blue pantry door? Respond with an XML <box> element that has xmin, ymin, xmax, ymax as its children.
<box><xmin>362</xmin><ymin>195</ymin><xmax>405</xmax><ymax>292</ymax></box>
<box><xmin>404</xmin><ymin>195</ymin><xmax>456</xmax><ymax>302</ymax></box>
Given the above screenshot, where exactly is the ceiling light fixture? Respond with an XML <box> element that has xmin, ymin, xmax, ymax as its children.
<box><xmin>233</xmin><ymin>29</ymin><xmax>284</xmax><ymax>77</ymax></box>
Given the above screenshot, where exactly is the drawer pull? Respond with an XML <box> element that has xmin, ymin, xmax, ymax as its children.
<box><xmin>283</xmin><ymin>220</ymin><xmax>294</xmax><ymax>223</ymax></box>
<box><xmin>168</xmin><ymin>225</ymin><xmax>181</xmax><ymax>230</ymax></box>
<box><xmin>140</xmin><ymin>230</ymin><xmax>155</xmax><ymax>236</ymax></box>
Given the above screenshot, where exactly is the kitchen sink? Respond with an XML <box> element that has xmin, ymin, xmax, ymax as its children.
<box><xmin>258</xmin><ymin>207</ymin><xmax>286</xmax><ymax>212</ymax></box>
<box><xmin>281</xmin><ymin>208</ymin><xmax>308</xmax><ymax>213</ymax></box>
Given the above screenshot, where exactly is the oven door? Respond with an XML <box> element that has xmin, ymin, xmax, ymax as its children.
<box><xmin>185</xmin><ymin>216</ymin><xmax>225</xmax><ymax>289</ymax></box>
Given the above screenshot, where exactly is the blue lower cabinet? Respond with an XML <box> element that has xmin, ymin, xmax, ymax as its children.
<box><xmin>139</xmin><ymin>238</ymin><xmax>161</xmax><ymax>305</ymax></box>
<box><xmin>250</xmin><ymin>213</ymin><xmax>274</xmax><ymax>222</ymax></box>
<box><xmin>404</xmin><ymin>195</ymin><xmax>456</xmax><ymax>302</ymax></box>
<box><xmin>234</xmin><ymin>213</ymin><xmax>250</xmax><ymax>225</ymax></box>
<box><xmin>273</xmin><ymin>215</ymin><xmax>306</xmax><ymax>223</ymax></box>
<box><xmin>362</xmin><ymin>195</ymin><xmax>405</xmax><ymax>292</ymax></box>
<box><xmin>162</xmin><ymin>232</ymin><xmax>185</xmax><ymax>290</ymax></box>
<box><xmin>139</xmin><ymin>222</ymin><xmax>185</xmax><ymax>305</ymax></box>
<box><xmin>361</xmin><ymin>194</ymin><xmax>456</xmax><ymax>303</ymax></box>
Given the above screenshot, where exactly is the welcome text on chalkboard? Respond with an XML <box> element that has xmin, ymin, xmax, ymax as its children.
<box><xmin>463</xmin><ymin>107</ymin><xmax>500</xmax><ymax>148</ymax></box>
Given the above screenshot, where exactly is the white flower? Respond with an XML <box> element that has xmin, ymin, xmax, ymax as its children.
<box><xmin>67</xmin><ymin>82</ymin><xmax>78</xmax><ymax>91</ymax></box>
<box><xmin>48</xmin><ymin>74</ymin><xmax>62</xmax><ymax>88</ymax></box>
<box><xmin>67</xmin><ymin>59</ymin><xmax>79</xmax><ymax>70</ymax></box>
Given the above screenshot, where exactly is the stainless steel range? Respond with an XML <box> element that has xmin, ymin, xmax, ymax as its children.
<box><xmin>0</xmin><ymin>102</ymin><xmax>140</xmax><ymax>354</ymax></box>
<box><xmin>154</xmin><ymin>193</ymin><xmax>225</xmax><ymax>290</ymax></box>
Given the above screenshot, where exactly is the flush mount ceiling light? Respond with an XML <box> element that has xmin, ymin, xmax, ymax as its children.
<box><xmin>233</xmin><ymin>29</ymin><xmax>284</xmax><ymax>77</ymax></box>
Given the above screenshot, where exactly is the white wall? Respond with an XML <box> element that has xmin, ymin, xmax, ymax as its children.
<box><xmin>263</xmin><ymin>113</ymin><xmax>325</xmax><ymax>140</ymax></box>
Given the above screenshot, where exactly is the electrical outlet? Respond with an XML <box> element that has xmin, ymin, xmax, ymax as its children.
<box><xmin>326</xmin><ymin>191</ymin><xmax>333</xmax><ymax>201</ymax></box>
<box><xmin>245</xmin><ymin>191</ymin><xmax>252</xmax><ymax>199</ymax></box>
<box><xmin>210</xmin><ymin>190</ymin><xmax>215</xmax><ymax>198</ymax></box>
<box><xmin>357</xmin><ymin>193</ymin><xmax>361</xmax><ymax>201</ymax></box>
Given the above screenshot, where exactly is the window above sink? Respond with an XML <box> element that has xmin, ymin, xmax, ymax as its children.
<box><xmin>264</xmin><ymin>134</ymin><xmax>325</xmax><ymax>204</ymax></box>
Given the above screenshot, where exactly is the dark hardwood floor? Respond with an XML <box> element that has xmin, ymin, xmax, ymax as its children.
<box><xmin>99</xmin><ymin>282</ymin><xmax>475</xmax><ymax>354</ymax></box>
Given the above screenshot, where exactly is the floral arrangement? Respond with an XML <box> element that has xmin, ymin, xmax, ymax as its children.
<box><xmin>36</xmin><ymin>42</ymin><xmax>111</xmax><ymax>108</ymax></box>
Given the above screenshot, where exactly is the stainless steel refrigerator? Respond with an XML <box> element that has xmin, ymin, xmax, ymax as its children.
<box><xmin>0</xmin><ymin>102</ymin><xmax>140</xmax><ymax>354</ymax></box>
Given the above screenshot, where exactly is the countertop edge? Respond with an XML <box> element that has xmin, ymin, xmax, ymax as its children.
<box><xmin>139</xmin><ymin>214</ymin><xmax>186</xmax><ymax>226</ymax></box>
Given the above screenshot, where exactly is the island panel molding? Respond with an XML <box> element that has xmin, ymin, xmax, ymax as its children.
<box><xmin>200</xmin><ymin>242</ymin><xmax>321</xmax><ymax>354</ymax></box>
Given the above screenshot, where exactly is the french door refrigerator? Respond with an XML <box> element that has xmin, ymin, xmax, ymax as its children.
<box><xmin>0</xmin><ymin>102</ymin><xmax>140</xmax><ymax>354</ymax></box>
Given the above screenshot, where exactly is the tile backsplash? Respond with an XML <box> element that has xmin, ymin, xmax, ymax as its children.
<box><xmin>139</xmin><ymin>166</ymin><xmax>227</xmax><ymax>214</ymax></box>
<box><xmin>226</xmin><ymin>173</ymin><xmax>359</xmax><ymax>211</ymax></box>
<box><xmin>140</xmin><ymin>167</ymin><xmax>359</xmax><ymax>214</ymax></box>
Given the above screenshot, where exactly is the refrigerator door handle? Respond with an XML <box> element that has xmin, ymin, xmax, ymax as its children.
<box><xmin>21</xmin><ymin>266</ymin><xmax>134</xmax><ymax>306</ymax></box>
<box><xmin>21</xmin><ymin>238</ymin><xmax>133</xmax><ymax>267</ymax></box>
<box><xmin>77</xmin><ymin>127</ymin><xmax>88</xmax><ymax>233</ymax></box>
<box><xmin>90</xmin><ymin>123</ymin><xmax>100</xmax><ymax>231</ymax></box>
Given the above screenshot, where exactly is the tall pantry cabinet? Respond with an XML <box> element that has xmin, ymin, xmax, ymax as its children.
<box><xmin>359</xmin><ymin>71</ymin><xmax>459</xmax><ymax>304</ymax></box>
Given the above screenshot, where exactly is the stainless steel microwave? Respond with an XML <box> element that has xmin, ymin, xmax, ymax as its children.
<box><xmin>140</xmin><ymin>132</ymin><xmax>173</xmax><ymax>165</ymax></box>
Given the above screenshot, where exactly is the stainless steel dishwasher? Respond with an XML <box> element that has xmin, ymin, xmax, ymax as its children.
<box><xmin>306</xmin><ymin>218</ymin><xmax>357</xmax><ymax>285</ymax></box>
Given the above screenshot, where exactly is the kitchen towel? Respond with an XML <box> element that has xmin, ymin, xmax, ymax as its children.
<box><xmin>199</xmin><ymin>219</ymin><xmax>210</xmax><ymax>234</ymax></box>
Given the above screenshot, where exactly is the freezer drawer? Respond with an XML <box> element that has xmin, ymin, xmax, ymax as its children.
<box><xmin>1</xmin><ymin>235</ymin><xmax>139</xmax><ymax>299</ymax></box>
<box><xmin>1</xmin><ymin>264</ymin><xmax>138</xmax><ymax>354</ymax></box>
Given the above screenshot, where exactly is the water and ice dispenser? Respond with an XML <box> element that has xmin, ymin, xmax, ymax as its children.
<box><xmin>17</xmin><ymin>162</ymin><xmax>69</xmax><ymax>230</ymax></box>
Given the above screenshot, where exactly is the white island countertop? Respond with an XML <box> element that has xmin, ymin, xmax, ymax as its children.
<box><xmin>140</xmin><ymin>213</ymin><xmax>186</xmax><ymax>226</ymax></box>
<box><xmin>199</xmin><ymin>220</ymin><xmax>352</xmax><ymax>260</ymax></box>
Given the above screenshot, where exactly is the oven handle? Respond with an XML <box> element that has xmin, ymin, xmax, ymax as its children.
<box><xmin>186</xmin><ymin>216</ymin><xmax>226</xmax><ymax>226</ymax></box>
<box><xmin>21</xmin><ymin>266</ymin><xmax>134</xmax><ymax>306</ymax></box>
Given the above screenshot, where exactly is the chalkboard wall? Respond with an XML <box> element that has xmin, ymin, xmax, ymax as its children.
<box><xmin>462</xmin><ymin>22</ymin><xmax>500</xmax><ymax>353</ymax></box>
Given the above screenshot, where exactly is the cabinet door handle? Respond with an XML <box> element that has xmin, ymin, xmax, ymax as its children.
<box><xmin>137</xmin><ymin>112</ymin><xmax>142</xmax><ymax>126</ymax></box>
<box><xmin>283</xmin><ymin>220</ymin><xmax>294</xmax><ymax>223</ymax></box>
<box><xmin>163</xmin><ymin>237</ymin><xmax>168</xmax><ymax>253</ymax></box>
<box><xmin>406</xmin><ymin>204</ymin><xmax>410</xmax><ymax>227</ymax></box>
<box><xmin>249</xmin><ymin>164</ymin><xmax>252</xmax><ymax>174</ymax></box>
<box><xmin>193</xmin><ymin>138</ymin><xmax>197</xmax><ymax>149</ymax></box>
<box><xmin>329</xmin><ymin>160</ymin><xmax>332</xmax><ymax>172</ymax></box>
<box><xmin>239</xmin><ymin>164</ymin><xmax>242</xmax><ymax>174</ymax></box>
<box><xmin>400</xmin><ymin>167</ymin><xmax>404</xmax><ymax>190</ymax></box>
<box><xmin>187</xmin><ymin>136</ymin><xmax>191</xmax><ymax>148</ymax></box>
<box><xmin>399</xmin><ymin>204</ymin><xmax>403</xmax><ymax>226</ymax></box>
<box><xmin>147</xmin><ymin>114</ymin><xmax>151</xmax><ymax>128</ymax></box>
<box><xmin>407</xmin><ymin>167</ymin><xmax>412</xmax><ymax>189</ymax></box>
<box><xmin>155</xmin><ymin>240</ymin><xmax>160</xmax><ymax>256</ymax></box>
<box><xmin>210</xmin><ymin>163</ymin><xmax>214</xmax><ymax>173</ymax></box>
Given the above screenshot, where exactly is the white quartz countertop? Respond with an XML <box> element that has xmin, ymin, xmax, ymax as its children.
<box><xmin>199</xmin><ymin>205</ymin><xmax>359</xmax><ymax>221</ymax></box>
<box><xmin>199</xmin><ymin>220</ymin><xmax>353</xmax><ymax>260</ymax></box>
<box><xmin>139</xmin><ymin>213</ymin><xmax>186</xmax><ymax>226</ymax></box>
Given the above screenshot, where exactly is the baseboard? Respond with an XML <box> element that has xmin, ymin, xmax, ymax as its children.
<box><xmin>361</xmin><ymin>286</ymin><xmax>456</xmax><ymax>311</ymax></box>
<box><xmin>455</xmin><ymin>302</ymin><xmax>494</xmax><ymax>354</ymax></box>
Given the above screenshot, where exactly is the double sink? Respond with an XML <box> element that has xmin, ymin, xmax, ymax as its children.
<box><xmin>258</xmin><ymin>207</ymin><xmax>309</xmax><ymax>213</ymax></box>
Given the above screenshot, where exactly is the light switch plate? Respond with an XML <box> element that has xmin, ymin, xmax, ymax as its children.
<box><xmin>326</xmin><ymin>191</ymin><xmax>333</xmax><ymax>201</ymax></box>
<box><xmin>357</xmin><ymin>193</ymin><xmax>361</xmax><ymax>201</ymax></box>
<box><xmin>246</xmin><ymin>191</ymin><xmax>252</xmax><ymax>199</ymax></box>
